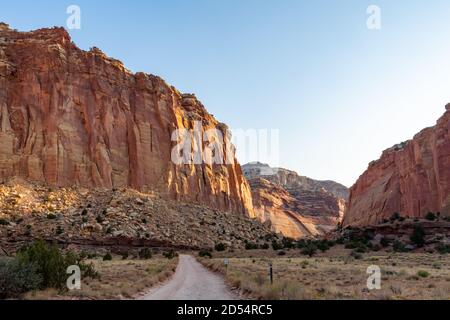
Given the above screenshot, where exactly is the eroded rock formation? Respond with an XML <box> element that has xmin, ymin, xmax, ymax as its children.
<box><xmin>243</xmin><ymin>163</ymin><xmax>347</xmax><ymax>238</ymax></box>
<box><xmin>0</xmin><ymin>24</ymin><xmax>253</xmax><ymax>216</ymax></box>
<box><xmin>344</xmin><ymin>106</ymin><xmax>450</xmax><ymax>227</ymax></box>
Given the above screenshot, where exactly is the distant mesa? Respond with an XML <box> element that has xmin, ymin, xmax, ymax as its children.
<box><xmin>242</xmin><ymin>162</ymin><xmax>348</xmax><ymax>239</ymax></box>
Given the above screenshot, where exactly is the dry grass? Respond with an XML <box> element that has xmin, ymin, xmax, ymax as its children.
<box><xmin>24</xmin><ymin>255</ymin><xmax>178</xmax><ymax>300</ymax></box>
<box><xmin>199</xmin><ymin>250</ymin><xmax>450</xmax><ymax>300</ymax></box>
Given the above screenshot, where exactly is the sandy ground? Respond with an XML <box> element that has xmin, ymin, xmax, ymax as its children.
<box><xmin>140</xmin><ymin>255</ymin><xmax>238</xmax><ymax>300</ymax></box>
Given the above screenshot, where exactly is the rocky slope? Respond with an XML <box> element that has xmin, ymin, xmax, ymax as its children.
<box><xmin>243</xmin><ymin>163</ymin><xmax>348</xmax><ymax>238</ymax></box>
<box><xmin>0</xmin><ymin>23</ymin><xmax>253</xmax><ymax>217</ymax></box>
<box><xmin>0</xmin><ymin>182</ymin><xmax>274</xmax><ymax>252</ymax></box>
<box><xmin>344</xmin><ymin>106</ymin><xmax>450</xmax><ymax>227</ymax></box>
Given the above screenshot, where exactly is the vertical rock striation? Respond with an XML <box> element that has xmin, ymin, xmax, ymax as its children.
<box><xmin>0</xmin><ymin>24</ymin><xmax>253</xmax><ymax>216</ymax></box>
<box><xmin>344</xmin><ymin>106</ymin><xmax>450</xmax><ymax>226</ymax></box>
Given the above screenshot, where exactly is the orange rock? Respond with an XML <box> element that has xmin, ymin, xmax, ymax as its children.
<box><xmin>243</xmin><ymin>163</ymin><xmax>347</xmax><ymax>238</ymax></box>
<box><xmin>344</xmin><ymin>107</ymin><xmax>450</xmax><ymax>226</ymax></box>
<box><xmin>0</xmin><ymin>25</ymin><xmax>253</xmax><ymax>217</ymax></box>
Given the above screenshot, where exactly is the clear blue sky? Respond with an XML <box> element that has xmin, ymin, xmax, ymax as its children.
<box><xmin>2</xmin><ymin>0</ymin><xmax>450</xmax><ymax>187</ymax></box>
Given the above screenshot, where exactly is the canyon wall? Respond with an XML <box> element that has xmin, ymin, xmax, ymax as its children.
<box><xmin>344</xmin><ymin>106</ymin><xmax>450</xmax><ymax>226</ymax></box>
<box><xmin>243</xmin><ymin>163</ymin><xmax>347</xmax><ymax>238</ymax></box>
<box><xmin>0</xmin><ymin>23</ymin><xmax>253</xmax><ymax>216</ymax></box>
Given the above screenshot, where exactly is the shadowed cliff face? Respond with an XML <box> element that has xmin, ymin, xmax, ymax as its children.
<box><xmin>0</xmin><ymin>25</ymin><xmax>253</xmax><ymax>217</ymax></box>
<box><xmin>344</xmin><ymin>106</ymin><xmax>450</xmax><ymax>227</ymax></box>
<box><xmin>243</xmin><ymin>163</ymin><xmax>347</xmax><ymax>239</ymax></box>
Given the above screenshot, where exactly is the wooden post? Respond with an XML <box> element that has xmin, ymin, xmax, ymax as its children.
<box><xmin>269</xmin><ymin>263</ymin><xmax>273</xmax><ymax>285</ymax></box>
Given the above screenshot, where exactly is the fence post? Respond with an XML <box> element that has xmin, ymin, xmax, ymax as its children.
<box><xmin>269</xmin><ymin>262</ymin><xmax>273</xmax><ymax>285</ymax></box>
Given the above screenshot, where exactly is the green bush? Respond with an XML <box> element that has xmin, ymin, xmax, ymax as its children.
<box><xmin>163</xmin><ymin>250</ymin><xmax>177</xmax><ymax>259</ymax></box>
<box><xmin>245</xmin><ymin>242</ymin><xmax>258</xmax><ymax>250</ymax></box>
<box><xmin>425</xmin><ymin>212</ymin><xmax>436</xmax><ymax>221</ymax></box>
<box><xmin>198</xmin><ymin>250</ymin><xmax>212</xmax><ymax>258</ymax></box>
<box><xmin>350</xmin><ymin>251</ymin><xmax>363</xmax><ymax>260</ymax></box>
<box><xmin>410</xmin><ymin>225</ymin><xmax>426</xmax><ymax>247</ymax></box>
<box><xmin>0</xmin><ymin>219</ymin><xmax>9</xmax><ymax>226</ymax></box>
<box><xmin>103</xmin><ymin>253</ymin><xmax>113</xmax><ymax>261</ymax></box>
<box><xmin>435</xmin><ymin>243</ymin><xmax>450</xmax><ymax>254</ymax></box>
<box><xmin>0</xmin><ymin>258</ymin><xmax>42</xmax><ymax>299</ymax></box>
<box><xmin>301</xmin><ymin>244</ymin><xmax>317</xmax><ymax>257</ymax></box>
<box><xmin>260</xmin><ymin>243</ymin><xmax>270</xmax><ymax>250</ymax></box>
<box><xmin>95</xmin><ymin>215</ymin><xmax>104</xmax><ymax>224</ymax></box>
<box><xmin>282</xmin><ymin>237</ymin><xmax>295</xmax><ymax>249</ymax></box>
<box><xmin>214</xmin><ymin>243</ymin><xmax>227</xmax><ymax>252</ymax></box>
<box><xmin>138</xmin><ymin>248</ymin><xmax>152</xmax><ymax>259</ymax></box>
<box><xmin>271</xmin><ymin>240</ymin><xmax>283</xmax><ymax>251</ymax></box>
<box><xmin>393</xmin><ymin>240</ymin><xmax>407</xmax><ymax>252</ymax></box>
<box><xmin>380</xmin><ymin>237</ymin><xmax>390</xmax><ymax>247</ymax></box>
<box><xmin>47</xmin><ymin>213</ymin><xmax>57</xmax><ymax>220</ymax></box>
<box><xmin>317</xmin><ymin>240</ymin><xmax>331</xmax><ymax>252</ymax></box>
<box><xmin>17</xmin><ymin>241</ymin><xmax>76</xmax><ymax>289</ymax></box>
<box><xmin>417</xmin><ymin>270</ymin><xmax>429</xmax><ymax>278</ymax></box>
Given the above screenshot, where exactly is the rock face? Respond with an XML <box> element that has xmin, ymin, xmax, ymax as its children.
<box><xmin>0</xmin><ymin>25</ymin><xmax>253</xmax><ymax>216</ymax></box>
<box><xmin>243</xmin><ymin>163</ymin><xmax>348</xmax><ymax>238</ymax></box>
<box><xmin>344</xmin><ymin>107</ymin><xmax>450</xmax><ymax>227</ymax></box>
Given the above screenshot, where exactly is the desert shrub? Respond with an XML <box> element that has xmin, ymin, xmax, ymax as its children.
<box><xmin>103</xmin><ymin>253</ymin><xmax>113</xmax><ymax>261</ymax></box>
<box><xmin>215</xmin><ymin>243</ymin><xmax>227</xmax><ymax>252</ymax></box>
<box><xmin>0</xmin><ymin>258</ymin><xmax>42</xmax><ymax>299</ymax></box>
<box><xmin>260</xmin><ymin>243</ymin><xmax>270</xmax><ymax>250</ymax></box>
<box><xmin>55</xmin><ymin>226</ymin><xmax>64</xmax><ymax>235</ymax></box>
<box><xmin>425</xmin><ymin>212</ymin><xmax>436</xmax><ymax>221</ymax></box>
<box><xmin>296</xmin><ymin>239</ymin><xmax>307</xmax><ymax>248</ymax></box>
<box><xmin>138</xmin><ymin>248</ymin><xmax>152</xmax><ymax>260</ymax></box>
<box><xmin>0</xmin><ymin>219</ymin><xmax>9</xmax><ymax>226</ymax></box>
<box><xmin>271</xmin><ymin>240</ymin><xmax>283</xmax><ymax>251</ymax></box>
<box><xmin>81</xmin><ymin>209</ymin><xmax>88</xmax><ymax>216</ymax></box>
<box><xmin>282</xmin><ymin>237</ymin><xmax>295</xmax><ymax>249</ymax></box>
<box><xmin>18</xmin><ymin>241</ymin><xmax>74</xmax><ymax>289</ymax></box>
<box><xmin>417</xmin><ymin>270</ymin><xmax>429</xmax><ymax>278</ymax></box>
<box><xmin>350</xmin><ymin>251</ymin><xmax>363</xmax><ymax>260</ymax></box>
<box><xmin>410</xmin><ymin>225</ymin><xmax>426</xmax><ymax>247</ymax></box>
<box><xmin>245</xmin><ymin>242</ymin><xmax>258</xmax><ymax>250</ymax></box>
<box><xmin>435</xmin><ymin>243</ymin><xmax>450</xmax><ymax>254</ymax></box>
<box><xmin>79</xmin><ymin>262</ymin><xmax>99</xmax><ymax>279</ymax></box>
<box><xmin>16</xmin><ymin>240</ymin><xmax>95</xmax><ymax>290</ymax></box>
<box><xmin>316</xmin><ymin>240</ymin><xmax>331</xmax><ymax>252</ymax></box>
<box><xmin>390</xmin><ymin>212</ymin><xmax>401</xmax><ymax>222</ymax></box>
<box><xmin>163</xmin><ymin>250</ymin><xmax>177</xmax><ymax>259</ymax></box>
<box><xmin>345</xmin><ymin>240</ymin><xmax>367</xmax><ymax>252</ymax></box>
<box><xmin>82</xmin><ymin>217</ymin><xmax>88</xmax><ymax>223</ymax></box>
<box><xmin>393</xmin><ymin>240</ymin><xmax>407</xmax><ymax>253</ymax></box>
<box><xmin>198</xmin><ymin>250</ymin><xmax>212</xmax><ymax>258</ymax></box>
<box><xmin>120</xmin><ymin>251</ymin><xmax>129</xmax><ymax>260</ymax></box>
<box><xmin>380</xmin><ymin>237</ymin><xmax>390</xmax><ymax>247</ymax></box>
<box><xmin>301</xmin><ymin>244</ymin><xmax>317</xmax><ymax>257</ymax></box>
<box><xmin>95</xmin><ymin>215</ymin><xmax>104</xmax><ymax>224</ymax></box>
<box><xmin>47</xmin><ymin>213</ymin><xmax>57</xmax><ymax>220</ymax></box>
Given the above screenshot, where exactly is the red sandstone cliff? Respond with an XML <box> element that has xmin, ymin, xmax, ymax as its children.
<box><xmin>243</xmin><ymin>163</ymin><xmax>347</xmax><ymax>238</ymax></box>
<box><xmin>344</xmin><ymin>106</ymin><xmax>450</xmax><ymax>227</ymax></box>
<box><xmin>0</xmin><ymin>23</ymin><xmax>253</xmax><ymax>216</ymax></box>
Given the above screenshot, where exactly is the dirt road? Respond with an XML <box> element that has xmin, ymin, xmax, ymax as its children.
<box><xmin>141</xmin><ymin>255</ymin><xmax>238</xmax><ymax>300</ymax></box>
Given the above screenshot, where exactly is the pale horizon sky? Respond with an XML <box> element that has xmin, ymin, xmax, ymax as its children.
<box><xmin>2</xmin><ymin>0</ymin><xmax>450</xmax><ymax>187</ymax></box>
